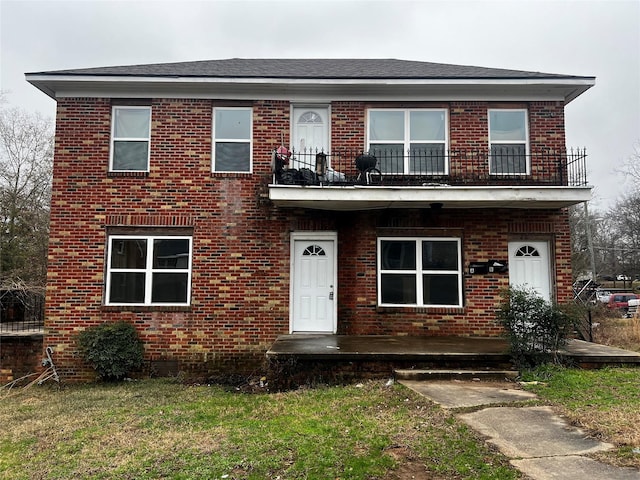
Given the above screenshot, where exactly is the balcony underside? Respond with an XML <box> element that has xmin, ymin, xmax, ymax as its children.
<box><xmin>268</xmin><ymin>184</ymin><xmax>592</xmax><ymax>211</ymax></box>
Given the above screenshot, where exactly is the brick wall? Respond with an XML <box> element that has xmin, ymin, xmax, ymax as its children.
<box><xmin>0</xmin><ymin>336</ymin><xmax>44</xmax><ymax>382</ymax></box>
<box><xmin>46</xmin><ymin>97</ymin><xmax>572</xmax><ymax>381</ymax></box>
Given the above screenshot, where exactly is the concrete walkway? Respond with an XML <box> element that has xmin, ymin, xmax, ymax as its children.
<box><xmin>400</xmin><ymin>380</ymin><xmax>640</xmax><ymax>480</ymax></box>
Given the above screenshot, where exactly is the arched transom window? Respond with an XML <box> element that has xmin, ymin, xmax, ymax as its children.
<box><xmin>515</xmin><ymin>245</ymin><xmax>540</xmax><ymax>257</ymax></box>
<box><xmin>298</xmin><ymin>111</ymin><xmax>323</xmax><ymax>124</ymax></box>
<box><xmin>303</xmin><ymin>245</ymin><xmax>326</xmax><ymax>256</ymax></box>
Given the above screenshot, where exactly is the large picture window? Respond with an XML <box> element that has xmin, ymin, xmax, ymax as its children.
<box><xmin>488</xmin><ymin>109</ymin><xmax>529</xmax><ymax>175</ymax></box>
<box><xmin>110</xmin><ymin>106</ymin><xmax>151</xmax><ymax>172</ymax></box>
<box><xmin>378</xmin><ymin>237</ymin><xmax>462</xmax><ymax>307</ymax></box>
<box><xmin>213</xmin><ymin>107</ymin><xmax>252</xmax><ymax>172</ymax></box>
<box><xmin>367</xmin><ymin>109</ymin><xmax>447</xmax><ymax>175</ymax></box>
<box><xmin>106</xmin><ymin>235</ymin><xmax>192</xmax><ymax>306</ymax></box>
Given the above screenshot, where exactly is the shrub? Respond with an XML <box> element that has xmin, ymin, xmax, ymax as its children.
<box><xmin>497</xmin><ymin>286</ymin><xmax>575</xmax><ymax>369</ymax></box>
<box><xmin>77</xmin><ymin>321</ymin><xmax>144</xmax><ymax>380</ymax></box>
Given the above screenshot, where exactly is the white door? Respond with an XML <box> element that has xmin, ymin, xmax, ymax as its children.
<box><xmin>291</xmin><ymin>236</ymin><xmax>336</xmax><ymax>333</ymax></box>
<box><xmin>508</xmin><ymin>241</ymin><xmax>552</xmax><ymax>301</ymax></box>
<box><xmin>291</xmin><ymin>107</ymin><xmax>329</xmax><ymax>170</ymax></box>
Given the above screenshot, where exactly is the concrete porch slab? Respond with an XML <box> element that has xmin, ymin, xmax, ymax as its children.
<box><xmin>266</xmin><ymin>334</ymin><xmax>510</xmax><ymax>361</ymax></box>
<box><xmin>266</xmin><ymin>335</ymin><xmax>640</xmax><ymax>367</ymax></box>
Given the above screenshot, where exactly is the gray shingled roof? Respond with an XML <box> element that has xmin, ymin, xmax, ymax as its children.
<box><xmin>30</xmin><ymin>58</ymin><xmax>589</xmax><ymax>80</ymax></box>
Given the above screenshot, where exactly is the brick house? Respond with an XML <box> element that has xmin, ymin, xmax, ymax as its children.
<box><xmin>26</xmin><ymin>59</ymin><xmax>594</xmax><ymax>381</ymax></box>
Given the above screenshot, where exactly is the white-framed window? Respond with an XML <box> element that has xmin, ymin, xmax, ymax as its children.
<box><xmin>488</xmin><ymin>109</ymin><xmax>529</xmax><ymax>175</ymax></box>
<box><xmin>367</xmin><ymin>109</ymin><xmax>447</xmax><ymax>175</ymax></box>
<box><xmin>378</xmin><ymin>237</ymin><xmax>462</xmax><ymax>307</ymax></box>
<box><xmin>110</xmin><ymin>106</ymin><xmax>151</xmax><ymax>172</ymax></box>
<box><xmin>105</xmin><ymin>235</ymin><xmax>192</xmax><ymax>306</ymax></box>
<box><xmin>213</xmin><ymin>107</ymin><xmax>252</xmax><ymax>172</ymax></box>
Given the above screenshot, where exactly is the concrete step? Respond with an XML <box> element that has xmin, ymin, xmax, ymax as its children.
<box><xmin>394</xmin><ymin>368</ymin><xmax>519</xmax><ymax>382</ymax></box>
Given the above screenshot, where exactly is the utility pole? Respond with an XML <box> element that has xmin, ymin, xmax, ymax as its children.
<box><xmin>584</xmin><ymin>201</ymin><xmax>597</xmax><ymax>282</ymax></box>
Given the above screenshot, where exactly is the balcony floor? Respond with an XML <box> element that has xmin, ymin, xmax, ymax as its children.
<box><xmin>268</xmin><ymin>184</ymin><xmax>592</xmax><ymax>211</ymax></box>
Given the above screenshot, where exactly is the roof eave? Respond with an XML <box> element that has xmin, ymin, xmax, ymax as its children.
<box><xmin>25</xmin><ymin>74</ymin><xmax>595</xmax><ymax>103</ymax></box>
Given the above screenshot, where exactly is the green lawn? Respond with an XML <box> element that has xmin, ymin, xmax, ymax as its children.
<box><xmin>0</xmin><ymin>379</ymin><xmax>520</xmax><ymax>480</ymax></box>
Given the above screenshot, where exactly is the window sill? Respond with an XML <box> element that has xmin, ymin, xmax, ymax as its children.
<box><xmin>108</xmin><ymin>171</ymin><xmax>149</xmax><ymax>178</ymax></box>
<box><xmin>211</xmin><ymin>172</ymin><xmax>253</xmax><ymax>178</ymax></box>
<box><xmin>101</xmin><ymin>305</ymin><xmax>192</xmax><ymax>313</ymax></box>
<box><xmin>376</xmin><ymin>306</ymin><xmax>465</xmax><ymax>314</ymax></box>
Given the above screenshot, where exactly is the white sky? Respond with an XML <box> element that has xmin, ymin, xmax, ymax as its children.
<box><xmin>1</xmin><ymin>0</ymin><xmax>638</xmax><ymax>211</ymax></box>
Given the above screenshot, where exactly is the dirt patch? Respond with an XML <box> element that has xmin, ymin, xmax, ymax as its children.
<box><xmin>383</xmin><ymin>445</ymin><xmax>456</xmax><ymax>480</ymax></box>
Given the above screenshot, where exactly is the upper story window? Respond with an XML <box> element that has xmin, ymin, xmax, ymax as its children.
<box><xmin>213</xmin><ymin>107</ymin><xmax>252</xmax><ymax>172</ymax></box>
<box><xmin>110</xmin><ymin>106</ymin><xmax>151</xmax><ymax>172</ymax></box>
<box><xmin>367</xmin><ymin>109</ymin><xmax>447</xmax><ymax>175</ymax></box>
<box><xmin>488</xmin><ymin>109</ymin><xmax>529</xmax><ymax>175</ymax></box>
<box><xmin>105</xmin><ymin>234</ymin><xmax>192</xmax><ymax>306</ymax></box>
<box><xmin>378</xmin><ymin>237</ymin><xmax>462</xmax><ymax>308</ymax></box>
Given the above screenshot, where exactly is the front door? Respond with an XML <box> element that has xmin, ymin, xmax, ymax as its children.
<box><xmin>291</xmin><ymin>106</ymin><xmax>329</xmax><ymax>170</ymax></box>
<box><xmin>291</xmin><ymin>233</ymin><xmax>336</xmax><ymax>333</ymax></box>
<box><xmin>508</xmin><ymin>240</ymin><xmax>552</xmax><ymax>301</ymax></box>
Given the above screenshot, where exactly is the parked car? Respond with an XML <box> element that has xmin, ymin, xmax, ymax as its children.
<box><xmin>627</xmin><ymin>298</ymin><xmax>639</xmax><ymax>318</ymax></box>
<box><xmin>607</xmin><ymin>293</ymin><xmax>639</xmax><ymax>312</ymax></box>
<box><xmin>596</xmin><ymin>289</ymin><xmax>611</xmax><ymax>304</ymax></box>
<box><xmin>617</xmin><ymin>274</ymin><xmax>631</xmax><ymax>281</ymax></box>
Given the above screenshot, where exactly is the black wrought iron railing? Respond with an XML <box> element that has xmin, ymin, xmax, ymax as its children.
<box><xmin>0</xmin><ymin>289</ymin><xmax>45</xmax><ymax>335</ymax></box>
<box><xmin>272</xmin><ymin>147</ymin><xmax>588</xmax><ymax>187</ymax></box>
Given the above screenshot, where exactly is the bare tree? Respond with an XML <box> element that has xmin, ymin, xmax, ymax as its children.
<box><xmin>0</xmin><ymin>102</ymin><xmax>53</xmax><ymax>289</ymax></box>
<box><xmin>606</xmin><ymin>191</ymin><xmax>640</xmax><ymax>279</ymax></box>
<box><xmin>615</xmin><ymin>141</ymin><xmax>640</xmax><ymax>192</ymax></box>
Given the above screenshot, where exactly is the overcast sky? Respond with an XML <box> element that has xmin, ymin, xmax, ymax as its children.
<box><xmin>1</xmin><ymin>0</ymin><xmax>638</xmax><ymax>211</ymax></box>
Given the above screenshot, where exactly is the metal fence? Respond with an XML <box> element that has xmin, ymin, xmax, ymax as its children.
<box><xmin>273</xmin><ymin>147</ymin><xmax>588</xmax><ymax>187</ymax></box>
<box><xmin>0</xmin><ymin>289</ymin><xmax>45</xmax><ymax>335</ymax></box>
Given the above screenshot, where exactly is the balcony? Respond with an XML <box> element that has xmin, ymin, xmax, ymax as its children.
<box><xmin>268</xmin><ymin>148</ymin><xmax>591</xmax><ymax>211</ymax></box>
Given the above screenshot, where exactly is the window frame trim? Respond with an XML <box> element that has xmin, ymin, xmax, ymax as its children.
<box><xmin>377</xmin><ymin>236</ymin><xmax>462</xmax><ymax>308</ymax></box>
<box><xmin>109</xmin><ymin>105</ymin><xmax>152</xmax><ymax>173</ymax></box>
<box><xmin>488</xmin><ymin>108</ymin><xmax>530</xmax><ymax>176</ymax></box>
<box><xmin>366</xmin><ymin>108</ymin><xmax>449</xmax><ymax>175</ymax></box>
<box><xmin>212</xmin><ymin>106</ymin><xmax>254</xmax><ymax>173</ymax></box>
<box><xmin>105</xmin><ymin>234</ymin><xmax>193</xmax><ymax>307</ymax></box>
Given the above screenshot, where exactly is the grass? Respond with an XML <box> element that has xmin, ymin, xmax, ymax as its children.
<box><xmin>0</xmin><ymin>379</ymin><xmax>521</xmax><ymax>480</ymax></box>
<box><xmin>592</xmin><ymin>312</ymin><xmax>640</xmax><ymax>353</ymax></box>
<box><xmin>521</xmin><ymin>366</ymin><xmax>640</xmax><ymax>469</ymax></box>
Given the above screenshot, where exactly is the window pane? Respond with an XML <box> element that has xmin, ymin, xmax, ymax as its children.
<box><xmin>215</xmin><ymin>142</ymin><xmax>250</xmax><ymax>171</ymax></box>
<box><xmin>114</xmin><ymin>108</ymin><xmax>150</xmax><ymax>138</ymax></box>
<box><xmin>490</xmin><ymin>111</ymin><xmax>526</xmax><ymax>141</ymax></box>
<box><xmin>152</xmin><ymin>273</ymin><xmax>188</xmax><ymax>303</ymax></box>
<box><xmin>381</xmin><ymin>274</ymin><xmax>416</xmax><ymax>304</ymax></box>
<box><xmin>409</xmin><ymin>144</ymin><xmax>445</xmax><ymax>174</ymax></box>
<box><xmin>153</xmin><ymin>239</ymin><xmax>190</xmax><ymax>269</ymax></box>
<box><xmin>370</xmin><ymin>144</ymin><xmax>404</xmax><ymax>174</ymax></box>
<box><xmin>490</xmin><ymin>144</ymin><xmax>527</xmax><ymax>174</ymax></box>
<box><xmin>410</xmin><ymin>111</ymin><xmax>445</xmax><ymax>141</ymax></box>
<box><xmin>109</xmin><ymin>272</ymin><xmax>145</xmax><ymax>303</ymax></box>
<box><xmin>381</xmin><ymin>241</ymin><xmax>416</xmax><ymax>270</ymax></box>
<box><xmin>369</xmin><ymin>111</ymin><xmax>404</xmax><ymax>141</ymax></box>
<box><xmin>113</xmin><ymin>141</ymin><xmax>149</xmax><ymax>171</ymax></box>
<box><xmin>423</xmin><ymin>274</ymin><xmax>459</xmax><ymax>305</ymax></box>
<box><xmin>110</xmin><ymin>239</ymin><xmax>147</xmax><ymax>269</ymax></box>
<box><xmin>422</xmin><ymin>241</ymin><xmax>458</xmax><ymax>270</ymax></box>
<box><xmin>215</xmin><ymin>109</ymin><xmax>250</xmax><ymax>139</ymax></box>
